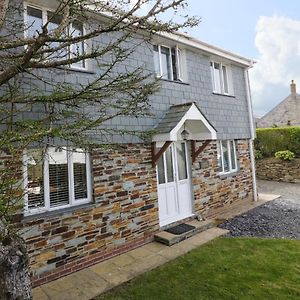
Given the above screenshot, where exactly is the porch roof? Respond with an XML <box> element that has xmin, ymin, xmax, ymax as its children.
<box><xmin>153</xmin><ymin>102</ymin><xmax>217</xmax><ymax>142</ymax></box>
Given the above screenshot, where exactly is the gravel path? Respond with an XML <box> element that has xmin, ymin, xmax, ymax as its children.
<box><xmin>219</xmin><ymin>180</ymin><xmax>300</xmax><ymax>239</ymax></box>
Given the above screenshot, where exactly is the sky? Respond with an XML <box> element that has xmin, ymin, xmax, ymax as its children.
<box><xmin>181</xmin><ymin>0</ymin><xmax>300</xmax><ymax>117</ymax></box>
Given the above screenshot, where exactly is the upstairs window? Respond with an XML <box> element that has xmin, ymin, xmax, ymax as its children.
<box><xmin>23</xmin><ymin>147</ymin><xmax>92</xmax><ymax>215</ymax></box>
<box><xmin>153</xmin><ymin>45</ymin><xmax>185</xmax><ymax>82</ymax></box>
<box><xmin>217</xmin><ymin>140</ymin><xmax>237</xmax><ymax>174</ymax></box>
<box><xmin>25</xmin><ymin>4</ymin><xmax>86</xmax><ymax>69</ymax></box>
<box><xmin>210</xmin><ymin>61</ymin><xmax>232</xmax><ymax>95</ymax></box>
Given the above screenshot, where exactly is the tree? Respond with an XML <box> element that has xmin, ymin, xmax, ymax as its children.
<box><xmin>0</xmin><ymin>0</ymin><xmax>199</xmax><ymax>298</ymax></box>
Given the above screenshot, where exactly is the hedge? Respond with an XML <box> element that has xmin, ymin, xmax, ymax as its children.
<box><xmin>255</xmin><ymin>126</ymin><xmax>300</xmax><ymax>158</ymax></box>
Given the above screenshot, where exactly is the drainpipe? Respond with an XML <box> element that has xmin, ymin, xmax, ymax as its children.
<box><xmin>244</xmin><ymin>65</ymin><xmax>258</xmax><ymax>201</ymax></box>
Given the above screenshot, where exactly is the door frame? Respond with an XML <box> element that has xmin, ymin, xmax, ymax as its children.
<box><xmin>156</xmin><ymin>141</ymin><xmax>194</xmax><ymax>227</ymax></box>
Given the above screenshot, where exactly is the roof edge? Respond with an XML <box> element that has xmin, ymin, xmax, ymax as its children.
<box><xmin>158</xmin><ymin>32</ymin><xmax>254</xmax><ymax>67</ymax></box>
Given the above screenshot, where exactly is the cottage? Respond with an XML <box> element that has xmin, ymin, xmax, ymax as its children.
<box><xmin>3</xmin><ymin>1</ymin><xmax>257</xmax><ymax>287</ymax></box>
<box><xmin>257</xmin><ymin>80</ymin><xmax>300</xmax><ymax>128</ymax></box>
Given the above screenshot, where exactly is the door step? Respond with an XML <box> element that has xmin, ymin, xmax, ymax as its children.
<box><xmin>154</xmin><ymin>219</ymin><xmax>214</xmax><ymax>246</ymax></box>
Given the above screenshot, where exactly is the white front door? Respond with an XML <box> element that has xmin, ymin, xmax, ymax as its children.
<box><xmin>157</xmin><ymin>141</ymin><xmax>193</xmax><ymax>227</ymax></box>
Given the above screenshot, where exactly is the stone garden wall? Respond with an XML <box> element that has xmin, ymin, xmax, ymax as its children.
<box><xmin>256</xmin><ymin>158</ymin><xmax>300</xmax><ymax>183</ymax></box>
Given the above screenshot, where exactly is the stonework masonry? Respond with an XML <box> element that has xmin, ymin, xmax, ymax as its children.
<box><xmin>256</xmin><ymin>157</ymin><xmax>300</xmax><ymax>183</ymax></box>
<box><xmin>192</xmin><ymin>140</ymin><xmax>253</xmax><ymax>218</ymax></box>
<box><xmin>16</xmin><ymin>140</ymin><xmax>253</xmax><ymax>286</ymax></box>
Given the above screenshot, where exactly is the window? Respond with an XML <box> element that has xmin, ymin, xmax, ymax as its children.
<box><xmin>217</xmin><ymin>140</ymin><xmax>237</xmax><ymax>174</ymax></box>
<box><xmin>153</xmin><ymin>45</ymin><xmax>185</xmax><ymax>81</ymax></box>
<box><xmin>210</xmin><ymin>61</ymin><xmax>232</xmax><ymax>95</ymax></box>
<box><xmin>23</xmin><ymin>147</ymin><xmax>92</xmax><ymax>215</ymax></box>
<box><xmin>25</xmin><ymin>4</ymin><xmax>86</xmax><ymax>69</ymax></box>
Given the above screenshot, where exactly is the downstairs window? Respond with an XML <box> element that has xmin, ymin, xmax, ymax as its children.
<box><xmin>217</xmin><ymin>140</ymin><xmax>238</xmax><ymax>174</ymax></box>
<box><xmin>23</xmin><ymin>147</ymin><xmax>92</xmax><ymax>215</ymax></box>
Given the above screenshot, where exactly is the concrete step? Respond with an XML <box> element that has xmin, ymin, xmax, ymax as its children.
<box><xmin>154</xmin><ymin>219</ymin><xmax>215</xmax><ymax>246</ymax></box>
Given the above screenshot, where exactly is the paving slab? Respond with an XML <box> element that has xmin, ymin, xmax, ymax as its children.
<box><xmin>33</xmin><ymin>226</ymin><xmax>230</xmax><ymax>300</ymax></box>
<box><xmin>32</xmin><ymin>287</ymin><xmax>49</xmax><ymax>300</ymax></box>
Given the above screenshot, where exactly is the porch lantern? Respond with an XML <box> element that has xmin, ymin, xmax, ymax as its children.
<box><xmin>180</xmin><ymin>129</ymin><xmax>189</xmax><ymax>140</ymax></box>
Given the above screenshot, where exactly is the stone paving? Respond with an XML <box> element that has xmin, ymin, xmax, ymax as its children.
<box><xmin>33</xmin><ymin>227</ymin><xmax>229</xmax><ymax>300</ymax></box>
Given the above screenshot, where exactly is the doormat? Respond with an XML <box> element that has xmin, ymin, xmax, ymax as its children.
<box><xmin>165</xmin><ymin>223</ymin><xmax>195</xmax><ymax>235</ymax></box>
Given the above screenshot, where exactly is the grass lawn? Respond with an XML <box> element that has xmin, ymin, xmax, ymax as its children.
<box><xmin>96</xmin><ymin>237</ymin><xmax>300</xmax><ymax>300</ymax></box>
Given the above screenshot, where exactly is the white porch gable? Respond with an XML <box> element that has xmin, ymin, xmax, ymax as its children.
<box><xmin>153</xmin><ymin>102</ymin><xmax>217</xmax><ymax>143</ymax></box>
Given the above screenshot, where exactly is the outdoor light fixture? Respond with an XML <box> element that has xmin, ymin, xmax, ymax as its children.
<box><xmin>181</xmin><ymin>124</ymin><xmax>189</xmax><ymax>140</ymax></box>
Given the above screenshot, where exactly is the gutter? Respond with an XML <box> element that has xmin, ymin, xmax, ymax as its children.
<box><xmin>244</xmin><ymin>64</ymin><xmax>258</xmax><ymax>201</ymax></box>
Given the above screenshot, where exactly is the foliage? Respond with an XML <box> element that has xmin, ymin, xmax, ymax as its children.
<box><xmin>254</xmin><ymin>150</ymin><xmax>263</xmax><ymax>160</ymax></box>
<box><xmin>0</xmin><ymin>1</ymin><xmax>200</xmax><ymax>234</ymax></box>
<box><xmin>97</xmin><ymin>238</ymin><xmax>300</xmax><ymax>300</ymax></box>
<box><xmin>275</xmin><ymin>150</ymin><xmax>295</xmax><ymax>161</ymax></box>
<box><xmin>255</xmin><ymin>126</ymin><xmax>300</xmax><ymax>158</ymax></box>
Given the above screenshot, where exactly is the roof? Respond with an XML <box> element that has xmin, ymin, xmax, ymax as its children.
<box><xmin>153</xmin><ymin>102</ymin><xmax>217</xmax><ymax>142</ymax></box>
<box><xmin>257</xmin><ymin>93</ymin><xmax>300</xmax><ymax>128</ymax></box>
<box><xmin>155</xmin><ymin>103</ymin><xmax>194</xmax><ymax>134</ymax></box>
<box><xmin>85</xmin><ymin>5</ymin><xmax>253</xmax><ymax>67</ymax></box>
<box><xmin>159</xmin><ymin>32</ymin><xmax>254</xmax><ymax>67</ymax></box>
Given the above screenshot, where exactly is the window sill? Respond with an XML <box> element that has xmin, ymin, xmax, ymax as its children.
<box><xmin>56</xmin><ymin>66</ymin><xmax>96</xmax><ymax>75</ymax></box>
<box><xmin>212</xmin><ymin>92</ymin><xmax>235</xmax><ymax>98</ymax></box>
<box><xmin>21</xmin><ymin>202</ymin><xmax>95</xmax><ymax>223</ymax></box>
<box><xmin>219</xmin><ymin>170</ymin><xmax>239</xmax><ymax>179</ymax></box>
<box><xmin>160</xmin><ymin>78</ymin><xmax>190</xmax><ymax>86</ymax></box>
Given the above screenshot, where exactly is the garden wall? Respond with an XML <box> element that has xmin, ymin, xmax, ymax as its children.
<box><xmin>256</xmin><ymin>158</ymin><xmax>300</xmax><ymax>183</ymax></box>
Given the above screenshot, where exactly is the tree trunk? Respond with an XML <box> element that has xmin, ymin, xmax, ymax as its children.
<box><xmin>0</xmin><ymin>236</ymin><xmax>32</xmax><ymax>300</ymax></box>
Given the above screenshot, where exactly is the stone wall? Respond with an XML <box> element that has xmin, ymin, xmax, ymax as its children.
<box><xmin>256</xmin><ymin>157</ymin><xmax>300</xmax><ymax>183</ymax></box>
<box><xmin>192</xmin><ymin>139</ymin><xmax>253</xmax><ymax>218</ymax></box>
<box><xmin>19</xmin><ymin>144</ymin><xmax>159</xmax><ymax>287</ymax></box>
<box><xmin>15</xmin><ymin>140</ymin><xmax>254</xmax><ymax>286</ymax></box>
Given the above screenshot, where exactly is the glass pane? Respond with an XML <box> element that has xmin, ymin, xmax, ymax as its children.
<box><xmin>165</xmin><ymin>147</ymin><xmax>174</xmax><ymax>182</ymax></box>
<box><xmin>26</xmin><ymin>6</ymin><xmax>43</xmax><ymax>37</ymax></box>
<box><xmin>73</xmin><ymin>149</ymin><xmax>88</xmax><ymax>200</ymax></box>
<box><xmin>70</xmin><ymin>21</ymin><xmax>85</xmax><ymax>68</ymax></box>
<box><xmin>26</xmin><ymin>149</ymin><xmax>45</xmax><ymax>209</ymax></box>
<box><xmin>217</xmin><ymin>142</ymin><xmax>223</xmax><ymax>173</ymax></box>
<box><xmin>177</xmin><ymin>143</ymin><xmax>188</xmax><ymax>180</ymax></box>
<box><xmin>157</xmin><ymin>151</ymin><xmax>165</xmax><ymax>184</ymax></box>
<box><xmin>222</xmin><ymin>65</ymin><xmax>229</xmax><ymax>94</ymax></box>
<box><xmin>46</xmin><ymin>11</ymin><xmax>67</xmax><ymax>60</ymax></box>
<box><xmin>153</xmin><ymin>45</ymin><xmax>160</xmax><ymax>76</ymax></box>
<box><xmin>48</xmin><ymin>147</ymin><xmax>69</xmax><ymax>207</ymax></box>
<box><xmin>213</xmin><ymin>62</ymin><xmax>221</xmax><ymax>93</ymax></box>
<box><xmin>230</xmin><ymin>140</ymin><xmax>236</xmax><ymax>170</ymax></box>
<box><xmin>221</xmin><ymin>141</ymin><xmax>230</xmax><ymax>173</ymax></box>
<box><xmin>171</xmin><ymin>47</ymin><xmax>177</xmax><ymax>81</ymax></box>
<box><xmin>177</xmin><ymin>48</ymin><xmax>183</xmax><ymax>80</ymax></box>
<box><xmin>160</xmin><ymin>46</ymin><xmax>172</xmax><ymax>80</ymax></box>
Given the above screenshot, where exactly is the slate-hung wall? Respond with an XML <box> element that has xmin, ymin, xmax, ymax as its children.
<box><xmin>14</xmin><ymin>11</ymin><xmax>252</xmax><ymax>143</ymax></box>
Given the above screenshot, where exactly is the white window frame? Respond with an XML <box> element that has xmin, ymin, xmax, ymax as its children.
<box><xmin>210</xmin><ymin>61</ymin><xmax>233</xmax><ymax>95</ymax></box>
<box><xmin>217</xmin><ymin>140</ymin><xmax>238</xmax><ymax>174</ymax></box>
<box><xmin>24</xmin><ymin>2</ymin><xmax>87</xmax><ymax>70</ymax></box>
<box><xmin>23</xmin><ymin>147</ymin><xmax>92</xmax><ymax>216</ymax></box>
<box><xmin>153</xmin><ymin>44</ymin><xmax>186</xmax><ymax>82</ymax></box>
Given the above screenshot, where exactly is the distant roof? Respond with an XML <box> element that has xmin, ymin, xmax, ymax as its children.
<box><xmin>257</xmin><ymin>81</ymin><xmax>300</xmax><ymax>128</ymax></box>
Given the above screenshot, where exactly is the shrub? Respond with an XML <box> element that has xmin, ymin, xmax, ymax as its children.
<box><xmin>255</xmin><ymin>126</ymin><xmax>300</xmax><ymax>157</ymax></box>
<box><xmin>254</xmin><ymin>150</ymin><xmax>263</xmax><ymax>160</ymax></box>
<box><xmin>275</xmin><ymin>150</ymin><xmax>295</xmax><ymax>161</ymax></box>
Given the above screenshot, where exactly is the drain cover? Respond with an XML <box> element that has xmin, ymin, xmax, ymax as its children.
<box><xmin>165</xmin><ymin>223</ymin><xmax>195</xmax><ymax>235</ymax></box>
